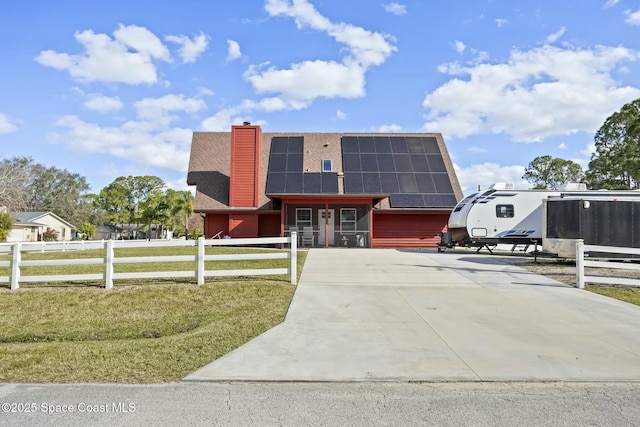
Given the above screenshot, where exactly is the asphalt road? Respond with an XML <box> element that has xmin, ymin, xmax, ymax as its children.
<box><xmin>1</xmin><ymin>382</ymin><xmax>640</xmax><ymax>426</ymax></box>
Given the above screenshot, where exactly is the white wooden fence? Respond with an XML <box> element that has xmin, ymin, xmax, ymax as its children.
<box><xmin>575</xmin><ymin>239</ymin><xmax>640</xmax><ymax>288</ymax></box>
<box><xmin>0</xmin><ymin>233</ymin><xmax>298</xmax><ymax>291</ymax></box>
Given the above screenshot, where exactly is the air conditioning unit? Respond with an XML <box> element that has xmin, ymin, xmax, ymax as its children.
<box><xmin>489</xmin><ymin>182</ymin><xmax>515</xmax><ymax>190</ymax></box>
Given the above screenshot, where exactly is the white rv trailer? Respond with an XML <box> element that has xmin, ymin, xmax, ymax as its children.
<box><xmin>440</xmin><ymin>182</ymin><xmax>586</xmax><ymax>253</ymax></box>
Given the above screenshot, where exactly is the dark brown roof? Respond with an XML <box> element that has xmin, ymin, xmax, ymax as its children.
<box><xmin>187</xmin><ymin>131</ymin><xmax>463</xmax><ymax>212</ymax></box>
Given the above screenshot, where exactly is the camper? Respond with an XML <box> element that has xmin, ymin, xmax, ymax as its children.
<box><xmin>543</xmin><ymin>193</ymin><xmax>640</xmax><ymax>258</ymax></box>
<box><xmin>439</xmin><ymin>183</ymin><xmax>570</xmax><ymax>252</ymax></box>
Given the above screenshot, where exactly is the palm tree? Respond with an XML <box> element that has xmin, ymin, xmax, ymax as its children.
<box><xmin>167</xmin><ymin>189</ymin><xmax>194</xmax><ymax>238</ymax></box>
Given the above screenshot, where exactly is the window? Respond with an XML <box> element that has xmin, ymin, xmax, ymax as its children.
<box><xmin>322</xmin><ymin>159</ymin><xmax>332</xmax><ymax>172</ymax></box>
<box><xmin>296</xmin><ymin>208</ymin><xmax>312</xmax><ymax>229</ymax></box>
<box><xmin>62</xmin><ymin>228</ymin><xmax>66</xmax><ymax>238</ymax></box>
<box><xmin>496</xmin><ymin>204</ymin><xmax>514</xmax><ymax>218</ymax></box>
<box><xmin>340</xmin><ymin>208</ymin><xmax>356</xmax><ymax>233</ymax></box>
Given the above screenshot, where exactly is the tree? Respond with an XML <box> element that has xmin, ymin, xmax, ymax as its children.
<box><xmin>522</xmin><ymin>155</ymin><xmax>585</xmax><ymax>189</ymax></box>
<box><xmin>167</xmin><ymin>189</ymin><xmax>194</xmax><ymax>238</ymax></box>
<box><xmin>139</xmin><ymin>190</ymin><xmax>170</xmax><ymax>239</ymax></box>
<box><xmin>25</xmin><ymin>162</ymin><xmax>91</xmax><ymax>227</ymax></box>
<box><xmin>586</xmin><ymin>98</ymin><xmax>640</xmax><ymax>189</ymax></box>
<box><xmin>78</xmin><ymin>222</ymin><xmax>97</xmax><ymax>240</ymax></box>
<box><xmin>0</xmin><ymin>156</ymin><xmax>30</xmax><ymax>212</ymax></box>
<box><xmin>0</xmin><ymin>211</ymin><xmax>14</xmax><ymax>241</ymax></box>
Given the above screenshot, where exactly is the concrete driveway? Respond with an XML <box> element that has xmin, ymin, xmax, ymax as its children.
<box><xmin>184</xmin><ymin>249</ymin><xmax>640</xmax><ymax>382</ymax></box>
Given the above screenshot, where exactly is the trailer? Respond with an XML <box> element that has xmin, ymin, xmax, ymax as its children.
<box><xmin>438</xmin><ymin>183</ymin><xmax>590</xmax><ymax>253</ymax></box>
<box><xmin>543</xmin><ymin>194</ymin><xmax>640</xmax><ymax>258</ymax></box>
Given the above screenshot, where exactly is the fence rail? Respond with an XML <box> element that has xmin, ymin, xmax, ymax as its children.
<box><xmin>1</xmin><ymin>234</ymin><xmax>298</xmax><ymax>291</ymax></box>
<box><xmin>575</xmin><ymin>239</ymin><xmax>640</xmax><ymax>288</ymax></box>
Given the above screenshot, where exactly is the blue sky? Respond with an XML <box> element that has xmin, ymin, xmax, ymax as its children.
<box><xmin>2</xmin><ymin>0</ymin><xmax>640</xmax><ymax>195</ymax></box>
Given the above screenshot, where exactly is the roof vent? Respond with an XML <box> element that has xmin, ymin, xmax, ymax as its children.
<box><xmin>489</xmin><ymin>182</ymin><xmax>515</xmax><ymax>190</ymax></box>
<box><xmin>558</xmin><ymin>182</ymin><xmax>587</xmax><ymax>191</ymax></box>
<box><xmin>242</xmin><ymin>121</ymin><xmax>251</xmax><ymax>126</ymax></box>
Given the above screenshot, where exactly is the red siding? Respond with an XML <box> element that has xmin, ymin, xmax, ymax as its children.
<box><xmin>229</xmin><ymin>214</ymin><xmax>259</xmax><ymax>238</ymax></box>
<box><xmin>230</xmin><ymin>126</ymin><xmax>261</xmax><ymax>207</ymax></box>
<box><xmin>371</xmin><ymin>212</ymin><xmax>449</xmax><ymax>248</ymax></box>
<box><xmin>205</xmin><ymin>214</ymin><xmax>229</xmax><ymax>239</ymax></box>
<box><xmin>258</xmin><ymin>213</ymin><xmax>281</xmax><ymax>237</ymax></box>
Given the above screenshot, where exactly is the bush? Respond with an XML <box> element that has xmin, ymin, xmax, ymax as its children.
<box><xmin>41</xmin><ymin>229</ymin><xmax>60</xmax><ymax>241</ymax></box>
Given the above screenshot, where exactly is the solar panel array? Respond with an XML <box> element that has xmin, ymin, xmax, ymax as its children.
<box><xmin>341</xmin><ymin>136</ymin><xmax>457</xmax><ymax>208</ymax></box>
<box><xmin>266</xmin><ymin>137</ymin><xmax>339</xmax><ymax>194</ymax></box>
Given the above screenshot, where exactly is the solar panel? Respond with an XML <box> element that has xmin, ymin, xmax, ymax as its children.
<box><xmin>321</xmin><ymin>172</ymin><xmax>339</xmax><ymax>193</ymax></box>
<box><xmin>344</xmin><ymin>172</ymin><xmax>363</xmax><ymax>193</ymax></box>
<box><xmin>343</xmin><ymin>153</ymin><xmax>360</xmax><ymax>172</ymax></box>
<box><xmin>288</xmin><ymin>153</ymin><xmax>303</xmax><ymax>171</ymax></box>
<box><xmin>288</xmin><ymin>137</ymin><xmax>304</xmax><ymax>153</ymax></box>
<box><xmin>362</xmin><ymin>173</ymin><xmax>382</xmax><ymax>193</ymax></box>
<box><xmin>358</xmin><ymin>136</ymin><xmax>375</xmax><ymax>153</ymax></box>
<box><xmin>342</xmin><ymin>136</ymin><xmax>359</xmax><ymax>153</ymax></box>
<box><xmin>303</xmin><ymin>173</ymin><xmax>321</xmax><ymax>193</ymax></box>
<box><xmin>269</xmin><ymin>153</ymin><xmax>287</xmax><ymax>172</ymax></box>
<box><xmin>266</xmin><ymin>172</ymin><xmax>286</xmax><ymax>193</ymax></box>
<box><xmin>427</xmin><ymin>155</ymin><xmax>447</xmax><ymax>172</ymax></box>
<box><xmin>390</xmin><ymin>137</ymin><xmax>409</xmax><ymax>153</ymax></box>
<box><xmin>380</xmin><ymin>173</ymin><xmax>400</xmax><ymax>193</ymax></box>
<box><xmin>394</xmin><ymin>154</ymin><xmax>413</xmax><ymax>173</ymax></box>
<box><xmin>415</xmin><ymin>174</ymin><xmax>436</xmax><ymax>193</ymax></box>
<box><xmin>374</xmin><ymin>136</ymin><xmax>392</xmax><ymax>153</ymax></box>
<box><xmin>340</xmin><ymin>135</ymin><xmax>457</xmax><ymax>207</ymax></box>
<box><xmin>360</xmin><ymin>154</ymin><xmax>378</xmax><ymax>172</ymax></box>
<box><xmin>270</xmin><ymin>137</ymin><xmax>289</xmax><ymax>153</ymax></box>
<box><xmin>285</xmin><ymin>172</ymin><xmax>303</xmax><ymax>193</ymax></box>
<box><xmin>406</xmin><ymin>137</ymin><xmax>424</xmax><ymax>153</ymax></box>
<box><xmin>433</xmin><ymin>173</ymin><xmax>454</xmax><ymax>193</ymax></box>
<box><xmin>410</xmin><ymin>154</ymin><xmax>429</xmax><ymax>172</ymax></box>
<box><xmin>421</xmin><ymin>137</ymin><xmax>439</xmax><ymax>153</ymax></box>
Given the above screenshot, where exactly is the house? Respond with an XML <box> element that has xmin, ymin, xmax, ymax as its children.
<box><xmin>8</xmin><ymin>212</ymin><xmax>75</xmax><ymax>242</ymax></box>
<box><xmin>186</xmin><ymin>124</ymin><xmax>463</xmax><ymax>248</ymax></box>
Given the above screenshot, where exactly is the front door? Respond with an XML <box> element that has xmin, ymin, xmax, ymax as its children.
<box><xmin>318</xmin><ymin>209</ymin><xmax>335</xmax><ymax>246</ymax></box>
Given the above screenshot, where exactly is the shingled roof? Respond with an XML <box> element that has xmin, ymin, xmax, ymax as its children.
<box><xmin>187</xmin><ymin>132</ymin><xmax>462</xmax><ymax>212</ymax></box>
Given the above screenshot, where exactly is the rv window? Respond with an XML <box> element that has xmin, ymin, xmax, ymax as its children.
<box><xmin>496</xmin><ymin>204</ymin><xmax>514</xmax><ymax>218</ymax></box>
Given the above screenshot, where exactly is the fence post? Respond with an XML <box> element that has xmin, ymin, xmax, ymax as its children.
<box><xmin>197</xmin><ymin>237</ymin><xmax>205</xmax><ymax>285</ymax></box>
<box><xmin>10</xmin><ymin>242</ymin><xmax>21</xmax><ymax>291</ymax></box>
<box><xmin>290</xmin><ymin>232</ymin><xmax>297</xmax><ymax>285</ymax></box>
<box><xmin>105</xmin><ymin>239</ymin><xmax>114</xmax><ymax>290</ymax></box>
<box><xmin>575</xmin><ymin>239</ymin><xmax>585</xmax><ymax>289</ymax></box>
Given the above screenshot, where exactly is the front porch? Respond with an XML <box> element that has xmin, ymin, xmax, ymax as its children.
<box><xmin>282</xmin><ymin>201</ymin><xmax>372</xmax><ymax>248</ymax></box>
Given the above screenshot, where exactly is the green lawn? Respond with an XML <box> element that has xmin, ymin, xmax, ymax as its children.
<box><xmin>0</xmin><ymin>246</ymin><xmax>306</xmax><ymax>383</ymax></box>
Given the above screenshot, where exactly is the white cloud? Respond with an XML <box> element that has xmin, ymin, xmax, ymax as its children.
<box><xmin>604</xmin><ymin>0</ymin><xmax>619</xmax><ymax>9</ymax></box>
<box><xmin>376</xmin><ymin>123</ymin><xmax>402</xmax><ymax>132</ymax></box>
<box><xmin>84</xmin><ymin>95</ymin><xmax>123</xmax><ymax>113</ymax></box>
<box><xmin>384</xmin><ymin>3</ymin><xmax>407</xmax><ymax>15</ymax></box>
<box><xmin>625</xmin><ymin>9</ymin><xmax>640</xmax><ymax>26</ymax></box>
<box><xmin>334</xmin><ymin>110</ymin><xmax>347</xmax><ymax>120</ymax></box>
<box><xmin>423</xmin><ymin>44</ymin><xmax>640</xmax><ymax>142</ymax></box>
<box><xmin>545</xmin><ymin>27</ymin><xmax>566</xmax><ymax>44</ymax></box>
<box><xmin>36</xmin><ymin>24</ymin><xmax>171</xmax><ymax>84</ymax></box>
<box><xmin>454</xmin><ymin>162</ymin><xmax>528</xmax><ymax>193</ymax></box>
<box><xmin>165</xmin><ymin>32</ymin><xmax>209</xmax><ymax>63</ymax></box>
<box><xmin>226</xmin><ymin>39</ymin><xmax>242</xmax><ymax>62</ymax></box>
<box><xmin>134</xmin><ymin>94</ymin><xmax>207</xmax><ymax>124</ymax></box>
<box><xmin>202</xmin><ymin>0</ymin><xmax>396</xmax><ymax>127</ymax></box>
<box><xmin>558</xmin><ymin>142</ymin><xmax>567</xmax><ymax>149</ymax></box>
<box><xmin>468</xmin><ymin>146</ymin><xmax>486</xmax><ymax>153</ymax></box>
<box><xmin>244</xmin><ymin>60</ymin><xmax>366</xmax><ymax>109</ymax></box>
<box><xmin>0</xmin><ymin>113</ymin><xmax>18</xmax><ymax>134</ymax></box>
<box><xmin>52</xmin><ymin>94</ymin><xmax>206</xmax><ymax>172</ymax></box>
<box><xmin>453</xmin><ymin>40</ymin><xmax>466</xmax><ymax>54</ymax></box>
<box><xmin>495</xmin><ymin>18</ymin><xmax>508</xmax><ymax>28</ymax></box>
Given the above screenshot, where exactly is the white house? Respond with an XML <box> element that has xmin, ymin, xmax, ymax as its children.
<box><xmin>8</xmin><ymin>212</ymin><xmax>75</xmax><ymax>242</ymax></box>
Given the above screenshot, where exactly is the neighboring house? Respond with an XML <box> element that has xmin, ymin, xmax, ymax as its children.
<box><xmin>8</xmin><ymin>212</ymin><xmax>75</xmax><ymax>242</ymax></box>
<box><xmin>187</xmin><ymin>124</ymin><xmax>463</xmax><ymax>248</ymax></box>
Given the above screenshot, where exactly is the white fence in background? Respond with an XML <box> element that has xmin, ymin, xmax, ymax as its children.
<box><xmin>575</xmin><ymin>239</ymin><xmax>640</xmax><ymax>289</ymax></box>
<box><xmin>0</xmin><ymin>233</ymin><xmax>298</xmax><ymax>291</ymax></box>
